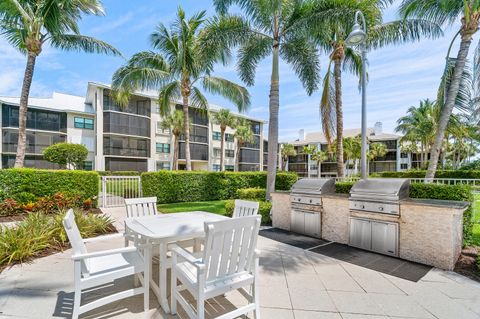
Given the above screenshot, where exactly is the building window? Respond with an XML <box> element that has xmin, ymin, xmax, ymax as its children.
<box><xmin>225</xmin><ymin>133</ymin><xmax>234</xmax><ymax>142</ymax></box>
<box><xmin>157</xmin><ymin>122</ymin><xmax>170</xmax><ymax>135</ymax></box>
<box><xmin>156</xmin><ymin>143</ymin><xmax>170</xmax><ymax>153</ymax></box>
<box><xmin>400</xmin><ymin>163</ymin><xmax>408</xmax><ymax>170</ymax></box>
<box><xmin>401</xmin><ymin>152</ymin><xmax>408</xmax><ymax>158</ymax></box>
<box><xmin>157</xmin><ymin>161</ymin><xmax>171</xmax><ymax>170</ymax></box>
<box><xmin>239</xmin><ymin>149</ymin><xmax>260</xmax><ymax>163</ymax></box>
<box><xmin>104</xmin><ymin>136</ymin><xmax>150</xmax><ymax>157</ymax></box>
<box><xmin>225</xmin><ymin>149</ymin><xmax>235</xmax><ymax>158</ymax></box>
<box><xmin>212</xmin><ymin>131</ymin><xmax>221</xmax><ymax>141</ymax></box>
<box><xmin>213</xmin><ymin>148</ymin><xmax>221</xmax><ymax>158</ymax></box>
<box><xmin>103</xmin><ymin>112</ymin><xmax>150</xmax><ymax>137</ymax></box>
<box><xmin>251</xmin><ymin>122</ymin><xmax>261</xmax><ymax>135</ymax></box>
<box><xmin>225</xmin><ymin>165</ymin><xmax>234</xmax><ymax>171</ymax></box>
<box><xmin>83</xmin><ymin>161</ymin><xmax>93</xmax><ymax>171</ymax></box>
<box><xmin>213</xmin><ymin>164</ymin><xmax>221</xmax><ymax>172</ymax></box>
<box><xmin>74</xmin><ymin>117</ymin><xmax>94</xmax><ymax>130</ymax></box>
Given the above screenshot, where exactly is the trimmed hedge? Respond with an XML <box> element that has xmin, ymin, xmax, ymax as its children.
<box><xmin>237</xmin><ymin>188</ymin><xmax>266</xmax><ymax>201</ymax></box>
<box><xmin>225</xmin><ymin>200</ymin><xmax>272</xmax><ymax>224</ymax></box>
<box><xmin>378</xmin><ymin>170</ymin><xmax>480</xmax><ymax>179</ymax></box>
<box><xmin>97</xmin><ymin>171</ymin><xmax>140</xmax><ymax>176</ymax></box>
<box><xmin>141</xmin><ymin>171</ymin><xmax>297</xmax><ymax>204</ymax></box>
<box><xmin>0</xmin><ymin>169</ymin><xmax>99</xmax><ymax>203</ymax></box>
<box><xmin>335</xmin><ymin>182</ymin><xmax>354</xmax><ymax>194</ymax></box>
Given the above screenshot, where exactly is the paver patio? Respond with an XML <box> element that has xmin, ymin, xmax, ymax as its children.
<box><xmin>1</xmin><ymin>207</ymin><xmax>480</xmax><ymax>319</ymax></box>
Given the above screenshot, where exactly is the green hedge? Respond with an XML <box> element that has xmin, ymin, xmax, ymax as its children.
<box><xmin>236</xmin><ymin>188</ymin><xmax>266</xmax><ymax>201</ymax></box>
<box><xmin>141</xmin><ymin>171</ymin><xmax>297</xmax><ymax>204</ymax></box>
<box><xmin>97</xmin><ymin>171</ymin><xmax>140</xmax><ymax>176</ymax></box>
<box><xmin>224</xmin><ymin>199</ymin><xmax>272</xmax><ymax>224</ymax></box>
<box><xmin>0</xmin><ymin>169</ymin><xmax>99</xmax><ymax>203</ymax></box>
<box><xmin>335</xmin><ymin>182</ymin><xmax>354</xmax><ymax>194</ymax></box>
<box><xmin>378</xmin><ymin>170</ymin><xmax>480</xmax><ymax>179</ymax></box>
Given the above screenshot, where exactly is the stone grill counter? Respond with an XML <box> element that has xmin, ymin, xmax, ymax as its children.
<box><xmin>271</xmin><ymin>191</ymin><xmax>469</xmax><ymax>270</ymax></box>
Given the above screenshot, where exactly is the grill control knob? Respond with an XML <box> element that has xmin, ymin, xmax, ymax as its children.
<box><xmin>309</xmin><ymin>199</ymin><xmax>313</xmax><ymax>203</ymax></box>
<box><xmin>360</xmin><ymin>205</ymin><xmax>365</xmax><ymax>209</ymax></box>
<box><xmin>379</xmin><ymin>207</ymin><xmax>384</xmax><ymax>211</ymax></box>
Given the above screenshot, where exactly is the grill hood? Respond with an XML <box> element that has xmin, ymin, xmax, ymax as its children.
<box><xmin>350</xmin><ymin>178</ymin><xmax>410</xmax><ymax>202</ymax></box>
<box><xmin>291</xmin><ymin>178</ymin><xmax>335</xmax><ymax>195</ymax></box>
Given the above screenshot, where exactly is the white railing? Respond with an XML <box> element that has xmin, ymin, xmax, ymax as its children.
<box><xmin>100</xmin><ymin>176</ymin><xmax>142</xmax><ymax>208</ymax></box>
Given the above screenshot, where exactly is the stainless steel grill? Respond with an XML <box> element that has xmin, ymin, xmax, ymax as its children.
<box><xmin>290</xmin><ymin>178</ymin><xmax>335</xmax><ymax>238</ymax></box>
<box><xmin>349</xmin><ymin>178</ymin><xmax>410</xmax><ymax>216</ymax></box>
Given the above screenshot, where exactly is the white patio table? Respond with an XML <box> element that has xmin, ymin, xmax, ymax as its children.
<box><xmin>124</xmin><ymin>211</ymin><xmax>229</xmax><ymax>313</ymax></box>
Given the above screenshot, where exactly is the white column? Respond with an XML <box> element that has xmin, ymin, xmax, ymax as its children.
<box><xmin>95</xmin><ymin>88</ymin><xmax>105</xmax><ymax>171</ymax></box>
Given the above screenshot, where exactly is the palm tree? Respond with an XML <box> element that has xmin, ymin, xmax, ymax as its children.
<box><xmin>281</xmin><ymin>144</ymin><xmax>297</xmax><ymax>171</ymax></box>
<box><xmin>343</xmin><ymin>136</ymin><xmax>361</xmax><ymax>176</ymax></box>
<box><xmin>111</xmin><ymin>8</ymin><xmax>250</xmax><ymax>171</ymax></box>
<box><xmin>0</xmin><ymin>0</ymin><xmax>121</xmax><ymax>168</ymax></box>
<box><xmin>213</xmin><ymin>109</ymin><xmax>237</xmax><ymax>171</ymax></box>
<box><xmin>159</xmin><ymin>110</ymin><xmax>184</xmax><ymax>170</ymax></box>
<box><xmin>208</xmin><ymin>0</ymin><xmax>321</xmax><ymax>198</ymax></box>
<box><xmin>400</xmin><ymin>0</ymin><xmax>480</xmax><ymax>180</ymax></box>
<box><xmin>312</xmin><ymin>0</ymin><xmax>442</xmax><ymax>178</ymax></box>
<box><xmin>234</xmin><ymin>119</ymin><xmax>254</xmax><ymax>172</ymax></box>
<box><xmin>304</xmin><ymin>145</ymin><xmax>327</xmax><ymax>178</ymax></box>
<box><xmin>395</xmin><ymin>99</ymin><xmax>438</xmax><ymax>168</ymax></box>
<box><xmin>368</xmin><ymin>142</ymin><xmax>388</xmax><ymax>172</ymax></box>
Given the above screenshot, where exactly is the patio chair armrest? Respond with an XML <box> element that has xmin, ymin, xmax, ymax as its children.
<box><xmin>170</xmin><ymin>244</ymin><xmax>205</xmax><ymax>270</ymax></box>
<box><xmin>83</xmin><ymin>233</ymin><xmax>123</xmax><ymax>243</ymax></box>
<box><xmin>72</xmin><ymin>246</ymin><xmax>137</xmax><ymax>260</ymax></box>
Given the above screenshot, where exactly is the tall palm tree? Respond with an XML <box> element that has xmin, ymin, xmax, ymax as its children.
<box><xmin>400</xmin><ymin>0</ymin><xmax>480</xmax><ymax>180</ymax></box>
<box><xmin>281</xmin><ymin>143</ymin><xmax>297</xmax><ymax>171</ymax></box>
<box><xmin>234</xmin><ymin>119</ymin><xmax>254</xmax><ymax>172</ymax></box>
<box><xmin>159</xmin><ymin>110</ymin><xmax>184</xmax><ymax>170</ymax></box>
<box><xmin>304</xmin><ymin>145</ymin><xmax>327</xmax><ymax>178</ymax></box>
<box><xmin>111</xmin><ymin>8</ymin><xmax>250</xmax><ymax>171</ymax></box>
<box><xmin>0</xmin><ymin>0</ymin><xmax>121</xmax><ymax>168</ymax></box>
<box><xmin>213</xmin><ymin>109</ymin><xmax>237</xmax><ymax>171</ymax></box>
<box><xmin>311</xmin><ymin>0</ymin><xmax>442</xmax><ymax>178</ymax></box>
<box><xmin>208</xmin><ymin>0</ymin><xmax>321</xmax><ymax>198</ymax></box>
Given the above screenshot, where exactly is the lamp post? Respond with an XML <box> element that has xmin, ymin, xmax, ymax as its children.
<box><xmin>345</xmin><ymin>11</ymin><xmax>368</xmax><ymax>180</ymax></box>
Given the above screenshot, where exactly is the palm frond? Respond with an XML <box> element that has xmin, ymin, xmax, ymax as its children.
<box><xmin>399</xmin><ymin>0</ymin><xmax>464</xmax><ymax>26</ymax></box>
<box><xmin>437</xmin><ymin>57</ymin><xmax>473</xmax><ymax>113</ymax></box>
<box><xmin>49</xmin><ymin>34</ymin><xmax>122</xmax><ymax>56</ymax></box>
<box><xmin>190</xmin><ymin>86</ymin><xmax>210</xmax><ymax>111</ymax></box>
<box><xmin>280</xmin><ymin>35</ymin><xmax>320</xmax><ymax>95</ymax></box>
<box><xmin>237</xmin><ymin>34</ymin><xmax>271</xmax><ymax>86</ymax></box>
<box><xmin>319</xmin><ymin>62</ymin><xmax>336</xmax><ymax>145</ymax></box>
<box><xmin>202</xmin><ymin>76</ymin><xmax>251</xmax><ymax>112</ymax></box>
<box><xmin>158</xmin><ymin>81</ymin><xmax>181</xmax><ymax>116</ymax></box>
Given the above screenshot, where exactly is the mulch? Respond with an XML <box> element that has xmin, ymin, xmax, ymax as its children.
<box><xmin>454</xmin><ymin>246</ymin><xmax>480</xmax><ymax>282</ymax></box>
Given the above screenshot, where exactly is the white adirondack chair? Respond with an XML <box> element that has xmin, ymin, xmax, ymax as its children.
<box><xmin>63</xmin><ymin>209</ymin><xmax>150</xmax><ymax>319</ymax></box>
<box><xmin>170</xmin><ymin>215</ymin><xmax>261</xmax><ymax>319</ymax></box>
<box><xmin>124</xmin><ymin>197</ymin><xmax>158</xmax><ymax>247</ymax></box>
<box><xmin>233</xmin><ymin>199</ymin><xmax>259</xmax><ymax>218</ymax></box>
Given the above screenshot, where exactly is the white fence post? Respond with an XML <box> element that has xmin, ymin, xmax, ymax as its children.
<box><xmin>100</xmin><ymin>176</ymin><xmax>142</xmax><ymax>208</ymax></box>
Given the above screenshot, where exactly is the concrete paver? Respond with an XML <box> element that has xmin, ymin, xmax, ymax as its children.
<box><xmin>1</xmin><ymin>207</ymin><xmax>480</xmax><ymax>319</ymax></box>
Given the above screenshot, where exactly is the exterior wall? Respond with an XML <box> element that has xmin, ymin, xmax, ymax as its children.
<box><xmin>66</xmin><ymin>113</ymin><xmax>95</xmax><ymax>166</ymax></box>
<box><xmin>94</xmin><ymin>88</ymin><xmax>105</xmax><ymax>171</ymax></box>
<box><xmin>271</xmin><ymin>192</ymin><xmax>466</xmax><ymax>270</ymax></box>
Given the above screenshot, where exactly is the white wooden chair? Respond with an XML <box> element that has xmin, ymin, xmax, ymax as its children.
<box><xmin>170</xmin><ymin>215</ymin><xmax>261</xmax><ymax>319</ymax></box>
<box><xmin>233</xmin><ymin>199</ymin><xmax>259</xmax><ymax>218</ymax></box>
<box><xmin>125</xmin><ymin>197</ymin><xmax>158</xmax><ymax>218</ymax></box>
<box><xmin>63</xmin><ymin>209</ymin><xmax>150</xmax><ymax>319</ymax></box>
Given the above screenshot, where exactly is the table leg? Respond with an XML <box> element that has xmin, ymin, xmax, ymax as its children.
<box><xmin>159</xmin><ymin>242</ymin><xmax>170</xmax><ymax>313</ymax></box>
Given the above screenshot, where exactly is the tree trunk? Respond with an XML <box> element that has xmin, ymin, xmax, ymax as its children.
<box><xmin>14</xmin><ymin>53</ymin><xmax>37</xmax><ymax>168</ymax></box>
<box><xmin>182</xmin><ymin>96</ymin><xmax>192</xmax><ymax>171</ymax></box>
<box><xmin>266</xmin><ymin>43</ymin><xmax>280</xmax><ymax>200</ymax></box>
<box><xmin>173</xmin><ymin>134</ymin><xmax>179</xmax><ymax>170</ymax></box>
<box><xmin>220</xmin><ymin>128</ymin><xmax>226</xmax><ymax>171</ymax></box>
<box><xmin>235</xmin><ymin>142</ymin><xmax>241</xmax><ymax>172</ymax></box>
<box><xmin>317</xmin><ymin>161</ymin><xmax>321</xmax><ymax>178</ymax></box>
<box><xmin>334</xmin><ymin>59</ymin><xmax>344</xmax><ymax>178</ymax></box>
<box><xmin>426</xmin><ymin>36</ymin><xmax>473</xmax><ymax>180</ymax></box>
<box><xmin>420</xmin><ymin>141</ymin><xmax>424</xmax><ymax>168</ymax></box>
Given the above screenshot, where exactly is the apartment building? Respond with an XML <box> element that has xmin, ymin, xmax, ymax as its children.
<box><xmin>285</xmin><ymin>122</ymin><xmax>412</xmax><ymax>177</ymax></box>
<box><xmin>0</xmin><ymin>82</ymin><xmax>265</xmax><ymax>172</ymax></box>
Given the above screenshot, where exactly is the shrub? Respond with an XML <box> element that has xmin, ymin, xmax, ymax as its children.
<box><xmin>237</xmin><ymin>188</ymin><xmax>266</xmax><ymax>201</ymax></box>
<box><xmin>409</xmin><ymin>183</ymin><xmax>473</xmax><ymax>202</ymax></box>
<box><xmin>11</xmin><ymin>192</ymin><xmax>37</xmax><ymax>204</ymax></box>
<box><xmin>142</xmin><ymin>171</ymin><xmax>297</xmax><ymax>204</ymax></box>
<box><xmin>0</xmin><ymin>210</ymin><xmax>114</xmax><ymax>266</ymax></box>
<box><xmin>224</xmin><ymin>199</ymin><xmax>272</xmax><ymax>224</ymax></box>
<box><xmin>335</xmin><ymin>182</ymin><xmax>354</xmax><ymax>194</ymax></box>
<box><xmin>378</xmin><ymin>170</ymin><xmax>480</xmax><ymax>179</ymax></box>
<box><xmin>0</xmin><ymin>199</ymin><xmax>22</xmax><ymax>217</ymax></box>
<box><xmin>0</xmin><ymin>168</ymin><xmax>99</xmax><ymax>204</ymax></box>
<box><xmin>33</xmin><ymin>192</ymin><xmax>83</xmax><ymax>215</ymax></box>
<box><xmin>42</xmin><ymin>143</ymin><xmax>89</xmax><ymax>169</ymax></box>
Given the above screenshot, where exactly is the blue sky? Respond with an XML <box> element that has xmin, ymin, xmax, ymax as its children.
<box><xmin>0</xmin><ymin>0</ymin><xmax>465</xmax><ymax>141</ymax></box>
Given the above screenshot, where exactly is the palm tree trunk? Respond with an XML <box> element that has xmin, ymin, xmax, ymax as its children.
<box><xmin>317</xmin><ymin>161</ymin><xmax>321</xmax><ymax>178</ymax></box>
<box><xmin>426</xmin><ymin>36</ymin><xmax>473</xmax><ymax>180</ymax></box>
<box><xmin>235</xmin><ymin>141</ymin><xmax>241</xmax><ymax>172</ymax></box>
<box><xmin>220</xmin><ymin>129</ymin><xmax>226</xmax><ymax>171</ymax></box>
<box><xmin>14</xmin><ymin>53</ymin><xmax>37</xmax><ymax>168</ymax></box>
<box><xmin>173</xmin><ymin>134</ymin><xmax>179</xmax><ymax>170</ymax></box>
<box><xmin>182</xmin><ymin>96</ymin><xmax>192</xmax><ymax>171</ymax></box>
<box><xmin>334</xmin><ymin>59</ymin><xmax>344</xmax><ymax>178</ymax></box>
<box><xmin>266</xmin><ymin>43</ymin><xmax>280</xmax><ymax>200</ymax></box>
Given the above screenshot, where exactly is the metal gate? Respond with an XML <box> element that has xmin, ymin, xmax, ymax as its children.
<box><xmin>100</xmin><ymin>176</ymin><xmax>142</xmax><ymax>208</ymax></box>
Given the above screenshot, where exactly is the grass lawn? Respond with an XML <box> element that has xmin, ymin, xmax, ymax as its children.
<box><xmin>157</xmin><ymin>200</ymin><xmax>228</xmax><ymax>216</ymax></box>
<box><xmin>472</xmin><ymin>193</ymin><xmax>480</xmax><ymax>246</ymax></box>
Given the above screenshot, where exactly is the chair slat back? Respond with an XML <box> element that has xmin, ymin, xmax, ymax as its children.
<box><xmin>62</xmin><ymin>209</ymin><xmax>89</xmax><ymax>273</ymax></box>
<box><xmin>125</xmin><ymin>197</ymin><xmax>158</xmax><ymax>218</ymax></box>
<box><xmin>202</xmin><ymin>215</ymin><xmax>260</xmax><ymax>283</ymax></box>
<box><xmin>233</xmin><ymin>200</ymin><xmax>259</xmax><ymax>218</ymax></box>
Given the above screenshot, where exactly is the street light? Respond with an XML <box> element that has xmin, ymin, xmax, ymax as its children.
<box><xmin>345</xmin><ymin>10</ymin><xmax>368</xmax><ymax>180</ymax></box>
